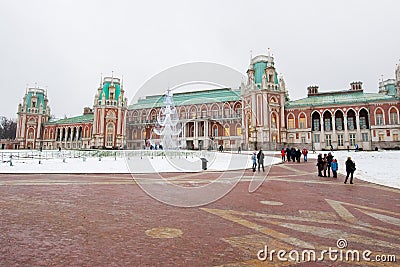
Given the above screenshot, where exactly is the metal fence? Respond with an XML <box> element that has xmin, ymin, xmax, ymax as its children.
<box><xmin>1</xmin><ymin>149</ymin><xmax>207</xmax><ymax>164</ymax></box>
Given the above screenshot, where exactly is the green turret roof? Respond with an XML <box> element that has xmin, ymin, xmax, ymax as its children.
<box><xmin>99</xmin><ymin>82</ymin><xmax>121</xmax><ymax>100</ymax></box>
<box><xmin>45</xmin><ymin>114</ymin><xmax>94</xmax><ymax>125</ymax></box>
<box><xmin>129</xmin><ymin>88</ymin><xmax>241</xmax><ymax>110</ymax></box>
<box><xmin>286</xmin><ymin>91</ymin><xmax>398</xmax><ymax>109</ymax></box>
<box><xmin>25</xmin><ymin>90</ymin><xmax>46</xmax><ymax>110</ymax></box>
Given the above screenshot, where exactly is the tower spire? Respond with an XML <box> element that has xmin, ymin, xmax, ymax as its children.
<box><xmin>268</xmin><ymin>47</ymin><xmax>271</xmax><ymax>58</ymax></box>
<box><xmin>99</xmin><ymin>73</ymin><xmax>103</xmax><ymax>87</ymax></box>
<box><xmin>111</xmin><ymin>71</ymin><xmax>114</xmax><ymax>86</ymax></box>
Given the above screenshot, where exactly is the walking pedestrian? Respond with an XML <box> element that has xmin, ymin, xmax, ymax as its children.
<box><xmin>344</xmin><ymin>157</ymin><xmax>356</xmax><ymax>184</ymax></box>
<box><xmin>317</xmin><ymin>153</ymin><xmax>323</xmax><ymax>176</ymax></box>
<box><xmin>251</xmin><ymin>152</ymin><xmax>257</xmax><ymax>172</ymax></box>
<box><xmin>257</xmin><ymin>148</ymin><xmax>265</xmax><ymax>172</ymax></box>
<box><xmin>302</xmin><ymin>148</ymin><xmax>308</xmax><ymax>162</ymax></box>
<box><xmin>331</xmin><ymin>159</ymin><xmax>338</xmax><ymax>178</ymax></box>
<box><xmin>296</xmin><ymin>149</ymin><xmax>301</xmax><ymax>163</ymax></box>
<box><xmin>281</xmin><ymin>147</ymin><xmax>286</xmax><ymax>162</ymax></box>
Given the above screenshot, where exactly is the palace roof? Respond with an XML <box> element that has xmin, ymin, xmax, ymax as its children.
<box><xmin>45</xmin><ymin>114</ymin><xmax>94</xmax><ymax>125</ymax></box>
<box><xmin>129</xmin><ymin>88</ymin><xmax>241</xmax><ymax>109</ymax></box>
<box><xmin>285</xmin><ymin>90</ymin><xmax>398</xmax><ymax>109</ymax></box>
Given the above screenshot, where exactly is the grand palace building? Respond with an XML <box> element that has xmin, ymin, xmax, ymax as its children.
<box><xmin>12</xmin><ymin>53</ymin><xmax>400</xmax><ymax>151</ymax></box>
<box><xmin>15</xmin><ymin>75</ymin><xmax>128</xmax><ymax>150</ymax></box>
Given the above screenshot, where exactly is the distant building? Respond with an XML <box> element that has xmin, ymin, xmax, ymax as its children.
<box><xmin>15</xmin><ymin>75</ymin><xmax>128</xmax><ymax>150</ymax></box>
<box><xmin>127</xmin><ymin>55</ymin><xmax>400</xmax><ymax>151</ymax></box>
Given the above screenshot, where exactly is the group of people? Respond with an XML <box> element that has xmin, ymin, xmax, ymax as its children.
<box><xmin>317</xmin><ymin>152</ymin><xmax>337</xmax><ymax>178</ymax></box>
<box><xmin>251</xmin><ymin>148</ymin><xmax>265</xmax><ymax>172</ymax></box>
<box><xmin>280</xmin><ymin>147</ymin><xmax>308</xmax><ymax>163</ymax></box>
<box><xmin>316</xmin><ymin>152</ymin><xmax>356</xmax><ymax>184</ymax></box>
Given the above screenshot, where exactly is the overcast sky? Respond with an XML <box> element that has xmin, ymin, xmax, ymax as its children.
<box><xmin>1</xmin><ymin>0</ymin><xmax>399</xmax><ymax>119</ymax></box>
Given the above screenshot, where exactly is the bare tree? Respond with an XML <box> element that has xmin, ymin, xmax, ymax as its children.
<box><xmin>0</xmin><ymin>117</ymin><xmax>17</xmax><ymax>139</ymax></box>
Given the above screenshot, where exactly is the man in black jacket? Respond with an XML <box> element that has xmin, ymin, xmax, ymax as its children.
<box><xmin>344</xmin><ymin>157</ymin><xmax>356</xmax><ymax>184</ymax></box>
<box><xmin>326</xmin><ymin>152</ymin><xmax>334</xmax><ymax>177</ymax></box>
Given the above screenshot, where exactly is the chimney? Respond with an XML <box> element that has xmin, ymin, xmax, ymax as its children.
<box><xmin>307</xmin><ymin>85</ymin><xmax>319</xmax><ymax>96</ymax></box>
<box><xmin>83</xmin><ymin>107</ymin><xmax>93</xmax><ymax>115</ymax></box>
<box><xmin>350</xmin><ymin>81</ymin><xmax>363</xmax><ymax>91</ymax></box>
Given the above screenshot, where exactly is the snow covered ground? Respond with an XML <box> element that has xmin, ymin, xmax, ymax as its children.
<box><xmin>0</xmin><ymin>150</ymin><xmax>281</xmax><ymax>174</ymax></box>
<box><xmin>1</xmin><ymin>149</ymin><xmax>399</xmax><ymax>189</ymax></box>
<box><xmin>308</xmin><ymin>150</ymin><xmax>400</xmax><ymax>189</ymax></box>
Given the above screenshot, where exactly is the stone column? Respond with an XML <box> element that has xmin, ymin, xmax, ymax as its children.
<box><xmin>344</xmin><ymin>116</ymin><xmax>348</xmax><ymax>143</ymax></box>
<box><xmin>356</xmin><ymin>114</ymin><xmax>361</xmax><ymax>143</ymax></box>
<box><xmin>320</xmin><ymin>117</ymin><xmax>325</xmax><ymax>148</ymax></box>
<box><xmin>332</xmin><ymin>116</ymin><xmax>336</xmax><ymax>145</ymax></box>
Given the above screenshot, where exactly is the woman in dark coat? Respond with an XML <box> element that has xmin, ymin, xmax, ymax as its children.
<box><xmin>344</xmin><ymin>157</ymin><xmax>356</xmax><ymax>184</ymax></box>
<box><xmin>317</xmin><ymin>154</ymin><xmax>323</xmax><ymax>176</ymax></box>
<box><xmin>286</xmin><ymin>147</ymin><xmax>291</xmax><ymax>162</ymax></box>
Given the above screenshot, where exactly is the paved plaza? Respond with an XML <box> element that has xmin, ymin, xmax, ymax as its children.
<box><xmin>0</xmin><ymin>157</ymin><xmax>399</xmax><ymax>266</ymax></box>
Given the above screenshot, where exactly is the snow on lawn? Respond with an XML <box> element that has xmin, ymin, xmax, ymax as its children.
<box><xmin>308</xmin><ymin>150</ymin><xmax>400</xmax><ymax>189</ymax></box>
<box><xmin>0</xmin><ymin>150</ymin><xmax>281</xmax><ymax>174</ymax></box>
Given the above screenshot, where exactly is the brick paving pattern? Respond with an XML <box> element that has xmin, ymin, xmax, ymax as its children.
<box><xmin>0</xmin><ymin>158</ymin><xmax>399</xmax><ymax>266</ymax></box>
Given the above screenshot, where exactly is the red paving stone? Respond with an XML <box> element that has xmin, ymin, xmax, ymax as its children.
<box><xmin>0</xmin><ymin>161</ymin><xmax>399</xmax><ymax>266</ymax></box>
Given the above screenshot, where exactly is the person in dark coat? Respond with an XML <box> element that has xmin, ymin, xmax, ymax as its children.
<box><xmin>344</xmin><ymin>157</ymin><xmax>356</xmax><ymax>184</ymax></box>
<box><xmin>326</xmin><ymin>152</ymin><xmax>333</xmax><ymax>177</ymax></box>
<box><xmin>291</xmin><ymin>147</ymin><xmax>296</xmax><ymax>162</ymax></box>
<box><xmin>296</xmin><ymin>149</ymin><xmax>301</xmax><ymax>163</ymax></box>
<box><xmin>257</xmin><ymin>148</ymin><xmax>265</xmax><ymax>172</ymax></box>
<box><xmin>286</xmin><ymin>147</ymin><xmax>291</xmax><ymax>162</ymax></box>
<box><xmin>317</xmin><ymin>154</ymin><xmax>323</xmax><ymax>176</ymax></box>
<box><xmin>322</xmin><ymin>154</ymin><xmax>328</xmax><ymax>177</ymax></box>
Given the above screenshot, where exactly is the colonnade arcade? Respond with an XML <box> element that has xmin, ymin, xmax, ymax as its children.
<box><xmin>310</xmin><ymin>107</ymin><xmax>370</xmax><ymax>150</ymax></box>
<box><xmin>41</xmin><ymin>125</ymin><xmax>93</xmax><ymax>149</ymax></box>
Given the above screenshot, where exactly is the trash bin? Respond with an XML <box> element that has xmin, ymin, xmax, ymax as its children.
<box><xmin>200</xmin><ymin>158</ymin><xmax>208</xmax><ymax>170</ymax></box>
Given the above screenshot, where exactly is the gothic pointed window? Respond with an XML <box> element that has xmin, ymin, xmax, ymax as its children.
<box><xmin>389</xmin><ymin>108</ymin><xmax>398</xmax><ymax>125</ymax></box>
<box><xmin>299</xmin><ymin>114</ymin><xmax>307</xmax><ymax>129</ymax></box>
<box><xmin>106</xmin><ymin>123</ymin><xmax>115</xmax><ymax>147</ymax></box>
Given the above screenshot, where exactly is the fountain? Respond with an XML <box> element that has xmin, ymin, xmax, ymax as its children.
<box><xmin>153</xmin><ymin>89</ymin><xmax>182</xmax><ymax>150</ymax></box>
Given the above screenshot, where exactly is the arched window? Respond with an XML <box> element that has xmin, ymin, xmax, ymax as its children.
<box><xmin>236</xmin><ymin>124</ymin><xmax>242</xmax><ymax>136</ymax></box>
<box><xmin>223</xmin><ymin>104</ymin><xmax>230</xmax><ymax>118</ymax></box>
<box><xmin>312</xmin><ymin>112</ymin><xmax>321</xmax><ymax>131</ymax></box>
<box><xmin>201</xmin><ymin>105</ymin><xmax>207</xmax><ymax>118</ymax></box>
<box><xmin>389</xmin><ymin>108</ymin><xmax>398</xmax><ymax>125</ymax></box>
<box><xmin>335</xmin><ymin>110</ymin><xmax>344</xmax><ymax>130</ymax></box>
<box><xmin>224</xmin><ymin>125</ymin><xmax>230</xmax><ymax>136</ymax></box>
<box><xmin>299</xmin><ymin>113</ymin><xmax>307</xmax><ymax>129</ymax></box>
<box><xmin>359</xmin><ymin>109</ymin><xmax>369</xmax><ymax>129</ymax></box>
<box><xmin>271</xmin><ymin>113</ymin><xmax>277</xmax><ymax>128</ymax></box>
<box><xmin>347</xmin><ymin>110</ymin><xmax>356</xmax><ymax>130</ymax></box>
<box><xmin>287</xmin><ymin>114</ymin><xmax>295</xmax><ymax>129</ymax></box>
<box><xmin>211</xmin><ymin>105</ymin><xmax>219</xmax><ymax>119</ymax></box>
<box><xmin>323</xmin><ymin>111</ymin><xmax>332</xmax><ymax>131</ymax></box>
<box><xmin>375</xmin><ymin>108</ymin><xmax>384</xmax><ymax>126</ymax></box>
<box><xmin>212</xmin><ymin>124</ymin><xmax>218</xmax><ymax>137</ymax></box>
<box><xmin>190</xmin><ymin>107</ymin><xmax>197</xmax><ymax>119</ymax></box>
<box><xmin>28</xmin><ymin>128</ymin><xmax>35</xmax><ymax>139</ymax></box>
<box><xmin>106</xmin><ymin>123</ymin><xmax>115</xmax><ymax>147</ymax></box>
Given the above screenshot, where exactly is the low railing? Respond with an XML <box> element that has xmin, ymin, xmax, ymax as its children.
<box><xmin>0</xmin><ymin>149</ymin><xmax>204</xmax><ymax>164</ymax></box>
